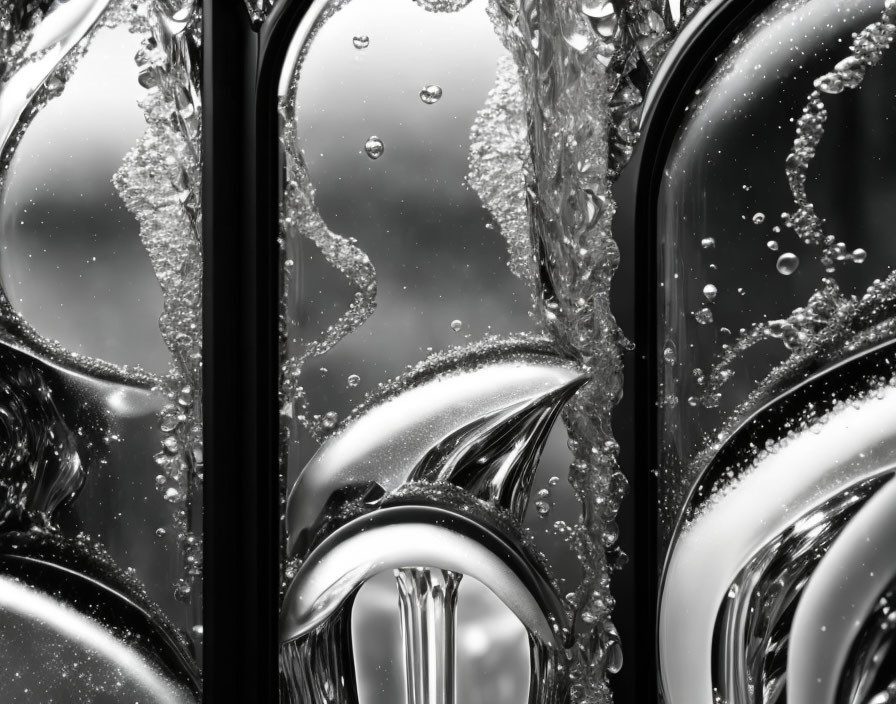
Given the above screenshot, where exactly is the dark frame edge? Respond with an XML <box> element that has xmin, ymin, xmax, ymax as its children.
<box><xmin>612</xmin><ymin>1</ymin><xmax>771</xmax><ymax>702</ymax></box>
<box><xmin>202</xmin><ymin>1</ymin><xmax>279</xmax><ymax>702</ymax></box>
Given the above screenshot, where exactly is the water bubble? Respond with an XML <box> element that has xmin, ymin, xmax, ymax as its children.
<box><xmin>347</xmin><ymin>374</ymin><xmax>361</xmax><ymax>388</ymax></box>
<box><xmin>191</xmin><ymin>625</ymin><xmax>204</xmax><ymax>641</ymax></box>
<box><xmin>776</xmin><ymin>252</ymin><xmax>800</xmax><ymax>275</ymax></box>
<box><xmin>702</xmin><ymin>284</ymin><xmax>718</xmax><ymax>302</ymax></box>
<box><xmin>549</xmin><ymin>476</ymin><xmax>560</xmax><ymax>486</ymax></box>
<box><xmin>364</xmin><ymin>136</ymin><xmax>384</xmax><ymax>160</ymax></box>
<box><xmin>701</xmin><ymin>237</ymin><xmax>716</xmax><ymax>249</ymax></box>
<box><xmin>852</xmin><ymin>248</ymin><xmax>868</xmax><ymax>263</ymax></box>
<box><xmin>663</xmin><ymin>346</ymin><xmax>677</xmax><ymax>364</ymax></box>
<box><xmin>321</xmin><ymin>411</ymin><xmax>338</xmax><ymax>430</ymax></box>
<box><xmin>155</xmin><ymin>528</ymin><xmax>167</xmax><ymax>538</ymax></box>
<box><xmin>767</xmin><ymin>240</ymin><xmax>779</xmax><ymax>251</ymax></box>
<box><xmin>535</xmin><ymin>500</ymin><xmax>551</xmax><ymax>516</ymax></box>
<box><xmin>352</xmin><ymin>35</ymin><xmax>369</xmax><ymax>49</ymax></box>
<box><xmin>752</xmin><ymin>212</ymin><xmax>766</xmax><ymax>225</ymax></box>
<box><xmin>163</xmin><ymin>487</ymin><xmax>181</xmax><ymax>503</ymax></box>
<box><xmin>694</xmin><ymin>308</ymin><xmax>714</xmax><ymax>325</ymax></box>
<box><xmin>419</xmin><ymin>84</ymin><xmax>443</xmax><ymax>104</ymax></box>
<box><xmin>174</xmin><ymin>579</ymin><xmax>191</xmax><ymax>602</ymax></box>
<box><xmin>450</xmin><ymin>319</ymin><xmax>463</xmax><ymax>333</ymax></box>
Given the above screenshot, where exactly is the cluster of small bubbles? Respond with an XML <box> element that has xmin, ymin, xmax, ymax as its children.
<box><xmin>412</xmin><ymin>0</ymin><xmax>475</xmax><ymax>11</ymax></box>
<box><xmin>702</xmin><ymin>284</ymin><xmax>718</xmax><ymax>302</ymax></box>
<box><xmin>701</xmin><ymin>237</ymin><xmax>716</xmax><ymax>249</ymax></box>
<box><xmin>352</xmin><ymin>34</ymin><xmax>369</xmax><ymax>49</ymax></box>
<box><xmin>364</xmin><ymin>135</ymin><xmax>385</xmax><ymax>160</ymax></box>
<box><xmin>419</xmin><ymin>84</ymin><xmax>443</xmax><ymax>104</ymax></box>
<box><xmin>776</xmin><ymin>252</ymin><xmax>800</xmax><ymax>276</ymax></box>
<box><xmin>694</xmin><ymin>308</ymin><xmax>714</xmax><ymax>325</ymax></box>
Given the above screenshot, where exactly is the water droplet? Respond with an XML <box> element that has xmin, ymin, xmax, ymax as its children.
<box><xmin>364</xmin><ymin>136</ymin><xmax>384</xmax><ymax>160</ymax></box>
<box><xmin>776</xmin><ymin>252</ymin><xmax>800</xmax><ymax>275</ymax></box>
<box><xmin>767</xmin><ymin>240</ymin><xmax>779</xmax><ymax>251</ymax></box>
<box><xmin>419</xmin><ymin>84</ymin><xmax>443</xmax><ymax>104</ymax></box>
<box><xmin>701</xmin><ymin>237</ymin><xmax>716</xmax><ymax>249</ymax></box>
<box><xmin>450</xmin><ymin>319</ymin><xmax>463</xmax><ymax>332</ymax></box>
<box><xmin>352</xmin><ymin>35</ymin><xmax>369</xmax><ymax>49</ymax></box>
<box><xmin>702</xmin><ymin>284</ymin><xmax>717</xmax><ymax>302</ymax></box>
<box><xmin>752</xmin><ymin>212</ymin><xmax>765</xmax><ymax>225</ymax></box>
<box><xmin>347</xmin><ymin>374</ymin><xmax>361</xmax><ymax>388</ymax></box>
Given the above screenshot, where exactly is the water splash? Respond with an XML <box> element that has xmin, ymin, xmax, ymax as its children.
<box><xmin>0</xmin><ymin>352</ymin><xmax>83</xmax><ymax>531</ymax></box>
<box><xmin>466</xmin><ymin>0</ymin><xmax>677</xmax><ymax>699</ymax></box>
<box><xmin>113</xmin><ymin>0</ymin><xmax>205</xmax><ymax>612</ymax></box>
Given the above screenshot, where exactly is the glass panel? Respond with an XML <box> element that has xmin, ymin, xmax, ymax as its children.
<box><xmin>275</xmin><ymin>0</ymin><xmax>661</xmax><ymax>702</ymax></box>
<box><xmin>0</xmin><ymin>1</ymin><xmax>202</xmax><ymax>700</ymax></box>
<box><xmin>656</xmin><ymin>1</ymin><xmax>896</xmax><ymax>702</ymax></box>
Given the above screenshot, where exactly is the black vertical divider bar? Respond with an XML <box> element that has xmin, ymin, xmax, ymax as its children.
<box><xmin>203</xmin><ymin>1</ymin><xmax>280</xmax><ymax>701</ymax></box>
<box><xmin>614</xmin><ymin>1</ymin><xmax>771</xmax><ymax>702</ymax></box>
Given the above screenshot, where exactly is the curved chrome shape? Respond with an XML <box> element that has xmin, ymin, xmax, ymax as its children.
<box><xmin>286</xmin><ymin>347</ymin><xmax>586</xmax><ymax>557</ymax></box>
<box><xmin>659</xmin><ymin>342</ymin><xmax>896</xmax><ymax>704</ymax></box>
<box><xmin>0</xmin><ymin>0</ymin><xmax>114</xmax><ymax>151</ymax></box>
<box><xmin>280</xmin><ymin>504</ymin><xmax>570</xmax><ymax>647</ymax></box>
<box><xmin>788</xmin><ymin>477</ymin><xmax>896</xmax><ymax>704</ymax></box>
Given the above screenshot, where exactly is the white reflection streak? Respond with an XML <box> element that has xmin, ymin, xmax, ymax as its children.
<box><xmin>0</xmin><ymin>575</ymin><xmax>191</xmax><ymax>703</ymax></box>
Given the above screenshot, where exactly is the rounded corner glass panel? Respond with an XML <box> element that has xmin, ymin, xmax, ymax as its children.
<box><xmin>654</xmin><ymin>1</ymin><xmax>896</xmax><ymax>703</ymax></box>
<box><xmin>0</xmin><ymin>1</ymin><xmax>203</xmax><ymax>701</ymax></box>
<box><xmin>275</xmin><ymin>0</ymin><xmax>633</xmax><ymax>702</ymax></box>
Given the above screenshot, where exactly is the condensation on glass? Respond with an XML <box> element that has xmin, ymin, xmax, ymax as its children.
<box><xmin>0</xmin><ymin>1</ymin><xmax>202</xmax><ymax>701</ymax></box>
<box><xmin>272</xmin><ymin>0</ymin><xmax>651</xmax><ymax>702</ymax></box>
<box><xmin>655</xmin><ymin>1</ymin><xmax>896</xmax><ymax>703</ymax></box>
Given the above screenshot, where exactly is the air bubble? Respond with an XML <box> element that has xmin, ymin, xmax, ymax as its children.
<box><xmin>752</xmin><ymin>212</ymin><xmax>765</xmax><ymax>225</ymax></box>
<box><xmin>364</xmin><ymin>136</ymin><xmax>384</xmax><ymax>160</ymax></box>
<box><xmin>703</xmin><ymin>284</ymin><xmax>718</xmax><ymax>302</ymax></box>
<box><xmin>450</xmin><ymin>319</ymin><xmax>463</xmax><ymax>333</ymax></box>
<box><xmin>419</xmin><ymin>84</ymin><xmax>443</xmax><ymax>104</ymax></box>
<box><xmin>776</xmin><ymin>252</ymin><xmax>800</xmax><ymax>275</ymax></box>
<box><xmin>352</xmin><ymin>35</ymin><xmax>369</xmax><ymax>49</ymax></box>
